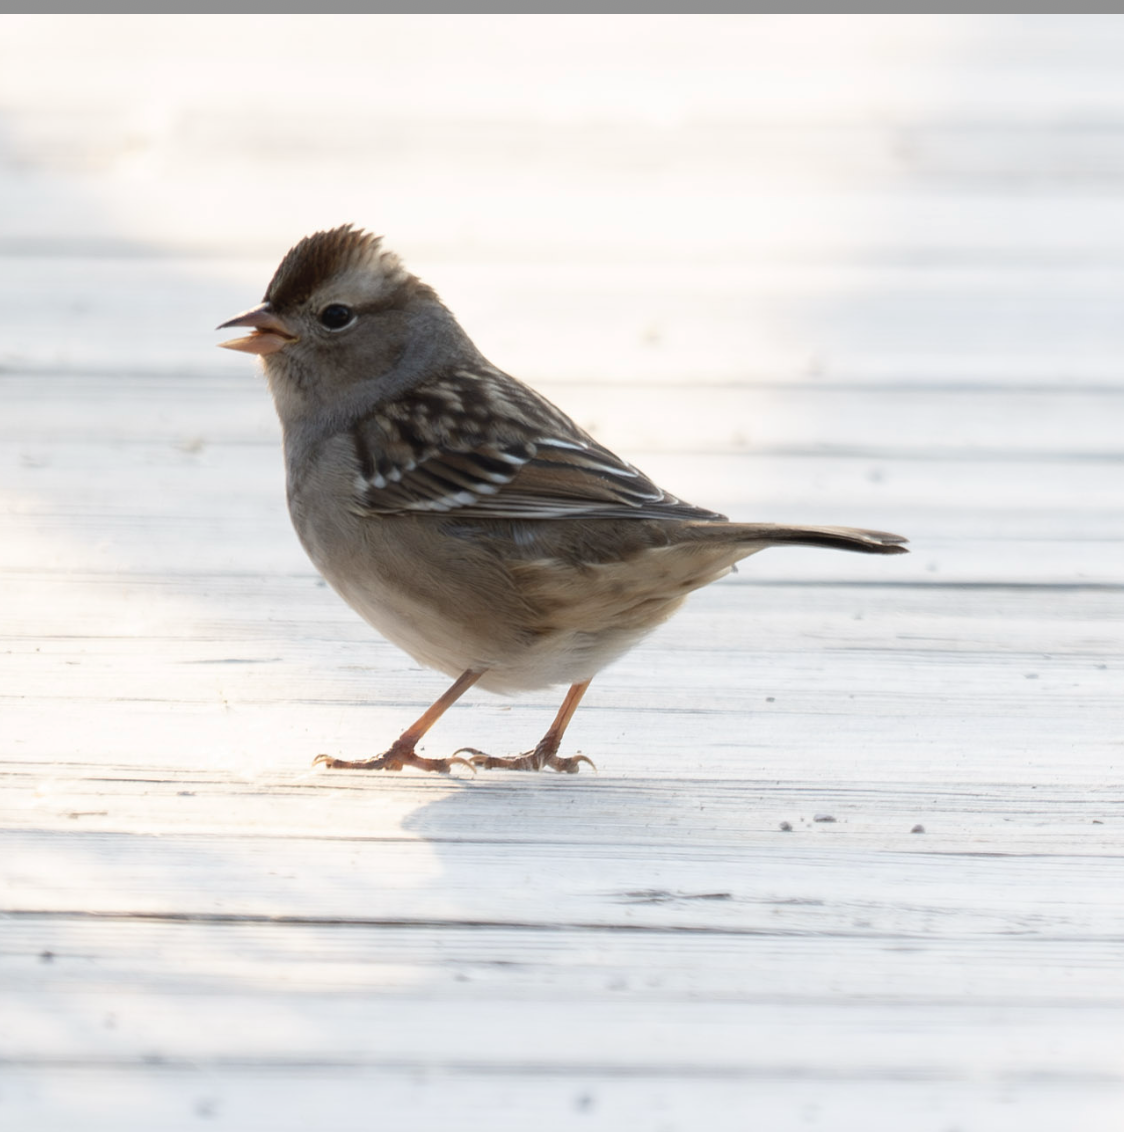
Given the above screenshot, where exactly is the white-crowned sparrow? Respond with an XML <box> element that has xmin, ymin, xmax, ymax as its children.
<box><xmin>218</xmin><ymin>225</ymin><xmax>907</xmax><ymax>774</ymax></box>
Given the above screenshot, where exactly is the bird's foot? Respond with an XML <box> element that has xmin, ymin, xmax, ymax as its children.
<box><xmin>455</xmin><ymin>745</ymin><xmax>596</xmax><ymax>774</ymax></box>
<box><xmin>313</xmin><ymin>739</ymin><xmax>474</xmax><ymax>774</ymax></box>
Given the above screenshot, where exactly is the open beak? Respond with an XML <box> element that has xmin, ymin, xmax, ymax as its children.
<box><xmin>216</xmin><ymin>303</ymin><xmax>299</xmax><ymax>355</ymax></box>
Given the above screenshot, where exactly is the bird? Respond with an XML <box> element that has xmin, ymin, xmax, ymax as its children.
<box><xmin>217</xmin><ymin>225</ymin><xmax>907</xmax><ymax>774</ymax></box>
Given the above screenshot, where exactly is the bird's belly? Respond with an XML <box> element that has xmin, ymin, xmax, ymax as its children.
<box><xmin>301</xmin><ymin>537</ymin><xmax>493</xmax><ymax>681</ymax></box>
<box><xmin>289</xmin><ymin>505</ymin><xmax>612</xmax><ymax>691</ymax></box>
<box><xmin>291</xmin><ymin>491</ymin><xmax>721</xmax><ymax>694</ymax></box>
<box><xmin>320</xmin><ymin>558</ymin><xmax>661</xmax><ymax>694</ymax></box>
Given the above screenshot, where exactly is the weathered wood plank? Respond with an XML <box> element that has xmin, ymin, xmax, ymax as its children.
<box><xmin>5</xmin><ymin>256</ymin><xmax>1124</xmax><ymax>386</ymax></box>
<box><xmin>3</xmin><ymin>755</ymin><xmax>1122</xmax><ymax>844</ymax></box>
<box><xmin>7</xmin><ymin>826</ymin><xmax>1122</xmax><ymax>926</ymax></box>
<box><xmin>9</xmin><ymin>916</ymin><xmax>1124</xmax><ymax>1003</ymax></box>
<box><xmin>6</xmin><ymin>988</ymin><xmax>1124</xmax><ymax>1079</ymax></box>
<box><xmin>2</xmin><ymin>1067</ymin><xmax>1120</xmax><ymax>1132</ymax></box>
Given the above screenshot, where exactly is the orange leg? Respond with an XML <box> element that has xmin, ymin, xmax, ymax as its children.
<box><xmin>314</xmin><ymin>669</ymin><xmax>484</xmax><ymax>773</ymax></box>
<box><xmin>457</xmin><ymin>679</ymin><xmax>595</xmax><ymax>774</ymax></box>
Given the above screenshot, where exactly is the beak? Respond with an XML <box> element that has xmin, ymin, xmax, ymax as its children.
<box><xmin>216</xmin><ymin>303</ymin><xmax>299</xmax><ymax>355</ymax></box>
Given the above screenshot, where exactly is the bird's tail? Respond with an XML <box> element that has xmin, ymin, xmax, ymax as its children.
<box><xmin>686</xmin><ymin>522</ymin><xmax>909</xmax><ymax>556</ymax></box>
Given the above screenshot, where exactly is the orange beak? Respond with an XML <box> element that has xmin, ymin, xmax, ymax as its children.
<box><xmin>216</xmin><ymin>303</ymin><xmax>299</xmax><ymax>355</ymax></box>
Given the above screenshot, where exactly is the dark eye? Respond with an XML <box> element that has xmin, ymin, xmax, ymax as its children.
<box><xmin>319</xmin><ymin>303</ymin><xmax>354</xmax><ymax>330</ymax></box>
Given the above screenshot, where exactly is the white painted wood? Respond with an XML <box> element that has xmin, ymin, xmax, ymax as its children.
<box><xmin>11</xmin><ymin>916</ymin><xmax>1124</xmax><ymax>1003</ymax></box>
<box><xmin>2</xmin><ymin>14</ymin><xmax>1123</xmax><ymax>1131</ymax></box>
<box><xmin>4</xmin><ymin>1069</ymin><xmax>1122</xmax><ymax>1132</ymax></box>
<box><xmin>6</xmin><ymin>256</ymin><xmax>1124</xmax><ymax>385</ymax></box>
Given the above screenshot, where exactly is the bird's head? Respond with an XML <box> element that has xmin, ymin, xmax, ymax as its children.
<box><xmin>217</xmin><ymin>225</ymin><xmax>442</xmax><ymax>406</ymax></box>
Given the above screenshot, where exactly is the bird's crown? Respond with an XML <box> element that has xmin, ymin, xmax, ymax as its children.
<box><xmin>264</xmin><ymin>224</ymin><xmax>409</xmax><ymax>311</ymax></box>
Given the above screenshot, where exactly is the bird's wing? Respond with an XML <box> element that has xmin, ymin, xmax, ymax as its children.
<box><xmin>347</xmin><ymin>369</ymin><xmax>725</xmax><ymax>522</ymax></box>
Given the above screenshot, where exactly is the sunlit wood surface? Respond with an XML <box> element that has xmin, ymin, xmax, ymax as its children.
<box><xmin>2</xmin><ymin>15</ymin><xmax>1123</xmax><ymax>1131</ymax></box>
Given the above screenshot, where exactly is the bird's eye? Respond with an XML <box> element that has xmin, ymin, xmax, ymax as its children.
<box><xmin>319</xmin><ymin>304</ymin><xmax>355</xmax><ymax>330</ymax></box>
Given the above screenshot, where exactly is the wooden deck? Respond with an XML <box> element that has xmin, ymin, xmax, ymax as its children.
<box><xmin>2</xmin><ymin>15</ymin><xmax>1123</xmax><ymax>1130</ymax></box>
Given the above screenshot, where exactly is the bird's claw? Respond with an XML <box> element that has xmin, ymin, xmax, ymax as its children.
<box><xmin>313</xmin><ymin>750</ymin><xmax>475</xmax><ymax>774</ymax></box>
<box><xmin>454</xmin><ymin>747</ymin><xmax>596</xmax><ymax>774</ymax></box>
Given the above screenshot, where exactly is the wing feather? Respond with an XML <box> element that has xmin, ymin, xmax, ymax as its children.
<box><xmin>347</xmin><ymin>367</ymin><xmax>725</xmax><ymax>522</ymax></box>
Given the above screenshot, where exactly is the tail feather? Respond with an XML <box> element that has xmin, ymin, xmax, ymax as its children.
<box><xmin>688</xmin><ymin>522</ymin><xmax>909</xmax><ymax>556</ymax></box>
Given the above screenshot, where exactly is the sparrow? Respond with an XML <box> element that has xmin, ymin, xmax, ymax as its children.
<box><xmin>217</xmin><ymin>225</ymin><xmax>907</xmax><ymax>774</ymax></box>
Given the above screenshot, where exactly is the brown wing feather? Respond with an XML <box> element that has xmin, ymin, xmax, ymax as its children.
<box><xmin>348</xmin><ymin>367</ymin><xmax>724</xmax><ymax>522</ymax></box>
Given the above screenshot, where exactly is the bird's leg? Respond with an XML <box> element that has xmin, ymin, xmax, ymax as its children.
<box><xmin>458</xmin><ymin>680</ymin><xmax>595</xmax><ymax>773</ymax></box>
<box><xmin>314</xmin><ymin>669</ymin><xmax>484</xmax><ymax>773</ymax></box>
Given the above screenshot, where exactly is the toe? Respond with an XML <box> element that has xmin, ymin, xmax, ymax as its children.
<box><xmin>457</xmin><ymin>748</ymin><xmax>539</xmax><ymax>771</ymax></box>
<box><xmin>547</xmin><ymin>753</ymin><xmax>597</xmax><ymax>774</ymax></box>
